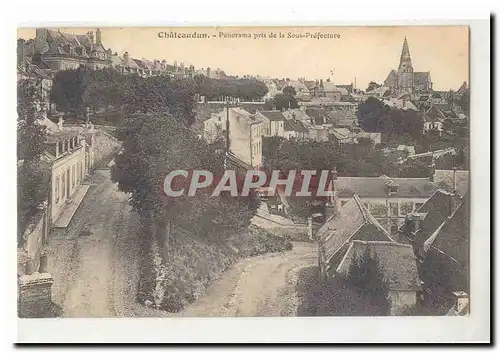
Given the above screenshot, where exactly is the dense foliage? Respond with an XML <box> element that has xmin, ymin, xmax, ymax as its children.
<box><xmin>346</xmin><ymin>247</ymin><xmax>391</xmax><ymax>315</ymax></box>
<box><xmin>50</xmin><ymin>68</ymin><xmax>269</xmax><ymax>125</ymax></box>
<box><xmin>17</xmin><ymin>79</ymin><xmax>50</xmax><ymax>239</ymax></box>
<box><xmin>262</xmin><ymin>136</ymin><xmax>431</xmax><ymax>178</ymax></box>
<box><xmin>111</xmin><ymin>112</ymin><xmax>260</xmax><ymax>240</ymax></box>
<box><xmin>356</xmin><ymin>97</ymin><xmax>424</xmax><ymax>142</ymax></box>
<box><xmin>194</xmin><ymin>75</ymin><xmax>268</xmax><ymax>101</ymax></box>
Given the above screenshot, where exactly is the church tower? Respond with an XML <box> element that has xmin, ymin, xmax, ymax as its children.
<box><xmin>397</xmin><ymin>37</ymin><xmax>414</xmax><ymax>93</ymax></box>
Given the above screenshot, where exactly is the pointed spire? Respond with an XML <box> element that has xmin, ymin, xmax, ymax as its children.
<box><xmin>401</xmin><ymin>37</ymin><xmax>411</xmax><ymax>59</ymax></box>
<box><xmin>398</xmin><ymin>36</ymin><xmax>413</xmax><ymax>73</ymax></box>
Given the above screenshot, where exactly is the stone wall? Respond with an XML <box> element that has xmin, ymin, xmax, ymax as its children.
<box><xmin>19</xmin><ymin>210</ymin><xmax>47</xmax><ymax>275</ymax></box>
<box><xmin>18</xmin><ymin>272</ymin><xmax>55</xmax><ymax>318</ymax></box>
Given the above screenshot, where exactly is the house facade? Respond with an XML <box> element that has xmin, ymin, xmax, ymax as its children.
<box><xmin>44</xmin><ymin>130</ymin><xmax>87</xmax><ymax>224</ymax></box>
<box><xmin>19</xmin><ymin>28</ymin><xmax>112</xmax><ymax>72</ymax></box>
<box><xmin>255</xmin><ymin>110</ymin><xmax>286</xmax><ymax>137</ymax></box>
<box><xmin>316</xmin><ymin>195</ymin><xmax>421</xmax><ymax>315</ymax></box>
<box><xmin>205</xmin><ymin>107</ymin><xmax>264</xmax><ymax>168</ymax></box>
<box><xmin>334</xmin><ymin>175</ymin><xmax>440</xmax><ymax>234</ymax></box>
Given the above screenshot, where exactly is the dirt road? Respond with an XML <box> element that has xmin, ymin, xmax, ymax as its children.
<box><xmin>44</xmin><ymin>170</ymin><xmax>317</xmax><ymax>317</ymax></box>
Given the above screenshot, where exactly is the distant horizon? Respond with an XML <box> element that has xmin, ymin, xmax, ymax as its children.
<box><xmin>17</xmin><ymin>26</ymin><xmax>469</xmax><ymax>91</ymax></box>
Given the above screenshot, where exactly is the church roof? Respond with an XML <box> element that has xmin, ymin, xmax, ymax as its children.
<box><xmin>414</xmin><ymin>72</ymin><xmax>432</xmax><ymax>86</ymax></box>
<box><xmin>456</xmin><ymin>81</ymin><xmax>468</xmax><ymax>94</ymax></box>
<box><xmin>384</xmin><ymin>70</ymin><xmax>398</xmax><ymax>86</ymax></box>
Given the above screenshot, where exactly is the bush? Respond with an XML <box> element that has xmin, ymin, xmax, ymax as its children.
<box><xmin>229</xmin><ymin>225</ymin><xmax>293</xmax><ymax>257</ymax></box>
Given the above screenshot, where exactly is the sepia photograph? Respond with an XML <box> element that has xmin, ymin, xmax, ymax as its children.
<box><xmin>13</xmin><ymin>18</ymin><xmax>490</xmax><ymax>343</ymax></box>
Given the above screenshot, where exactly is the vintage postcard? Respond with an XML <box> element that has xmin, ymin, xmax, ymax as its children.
<box><xmin>15</xmin><ymin>23</ymin><xmax>484</xmax><ymax>341</ymax></box>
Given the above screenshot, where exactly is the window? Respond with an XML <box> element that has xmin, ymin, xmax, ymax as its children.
<box><xmin>400</xmin><ymin>201</ymin><xmax>414</xmax><ymax>216</ymax></box>
<box><xmin>389</xmin><ymin>202</ymin><xmax>398</xmax><ymax>216</ymax></box>
<box><xmin>72</xmin><ymin>165</ymin><xmax>76</xmax><ymax>187</ymax></box>
<box><xmin>55</xmin><ymin>176</ymin><xmax>60</xmax><ymax>204</ymax></box>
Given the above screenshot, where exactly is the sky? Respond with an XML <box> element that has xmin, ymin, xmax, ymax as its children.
<box><xmin>18</xmin><ymin>26</ymin><xmax>469</xmax><ymax>91</ymax></box>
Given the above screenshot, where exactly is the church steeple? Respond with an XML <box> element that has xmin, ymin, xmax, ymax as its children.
<box><xmin>397</xmin><ymin>37</ymin><xmax>414</xmax><ymax>93</ymax></box>
<box><xmin>398</xmin><ymin>37</ymin><xmax>413</xmax><ymax>72</ymax></box>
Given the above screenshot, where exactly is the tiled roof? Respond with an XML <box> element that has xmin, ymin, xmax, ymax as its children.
<box><xmin>433</xmin><ymin>169</ymin><xmax>469</xmax><ymax>197</ymax></box>
<box><xmin>305</xmin><ymin>108</ymin><xmax>334</xmax><ymax>124</ymax></box>
<box><xmin>425</xmin><ymin>105</ymin><xmax>447</xmax><ymax>121</ymax></box>
<box><xmin>384</xmin><ymin>99</ymin><xmax>418</xmax><ymax>111</ymax></box>
<box><xmin>258</xmin><ymin>110</ymin><xmax>286</xmax><ymax>121</ymax></box>
<box><xmin>412</xmin><ymin>189</ymin><xmax>463</xmax><ymax>247</ymax></box>
<box><xmin>414</xmin><ymin>72</ymin><xmax>431</xmax><ymax>85</ymax></box>
<box><xmin>133</xmin><ymin>59</ymin><xmax>147</xmax><ymax>69</ymax></box>
<box><xmin>384</xmin><ymin>70</ymin><xmax>398</xmax><ymax>85</ymax></box>
<box><xmin>126</xmin><ymin>58</ymin><xmax>140</xmax><ymax>69</ymax></box>
<box><xmin>282</xmin><ymin>108</ymin><xmax>310</xmax><ymax>121</ymax></box>
<box><xmin>336</xmin><ymin>240</ymin><xmax>422</xmax><ymax>291</ymax></box>
<box><xmin>284</xmin><ymin>119</ymin><xmax>308</xmax><ymax>133</ymax></box>
<box><xmin>317</xmin><ymin>195</ymin><xmax>395</xmax><ymax>266</ymax></box>
<box><xmin>111</xmin><ymin>54</ymin><xmax>123</xmax><ymax>66</ymax></box>
<box><xmin>335</xmin><ymin>176</ymin><xmax>439</xmax><ymax>199</ymax></box>
<box><xmin>45</xmin><ymin>130</ymin><xmax>80</xmax><ymax>144</ymax></box>
<box><xmin>331</xmin><ymin>128</ymin><xmax>354</xmax><ymax>140</ymax></box>
<box><xmin>303</xmin><ymin>80</ymin><xmax>317</xmax><ymax>90</ymax></box>
<box><xmin>456</xmin><ymin>81</ymin><xmax>468</xmax><ymax>95</ymax></box>
<box><xmin>427</xmin><ymin>193</ymin><xmax>469</xmax><ymax>267</ymax></box>
<box><xmin>434</xmin><ymin>103</ymin><xmax>453</xmax><ymax>113</ymax></box>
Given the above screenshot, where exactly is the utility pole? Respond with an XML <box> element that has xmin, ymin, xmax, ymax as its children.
<box><xmin>224</xmin><ymin>98</ymin><xmax>230</xmax><ymax>170</ymax></box>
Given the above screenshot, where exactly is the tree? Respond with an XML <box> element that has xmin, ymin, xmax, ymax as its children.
<box><xmin>273</xmin><ymin>93</ymin><xmax>298</xmax><ymax>111</ymax></box>
<box><xmin>287</xmin><ymin>197</ymin><xmax>312</xmax><ymax>222</ymax></box>
<box><xmin>282</xmin><ymin>85</ymin><xmax>297</xmax><ymax>96</ymax></box>
<box><xmin>346</xmin><ymin>247</ymin><xmax>391</xmax><ymax>315</ymax></box>
<box><xmin>194</xmin><ymin>76</ymin><xmax>268</xmax><ymax>101</ymax></box>
<box><xmin>50</xmin><ymin>66</ymin><xmax>89</xmax><ymax>116</ymax></box>
<box><xmin>263</xmin><ymin>99</ymin><xmax>274</xmax><ymax>110</ymax></box>
<box><xmin>356</xmin><ymin>97</ymin><xmax>388</xmax><ymax>132</ymax></box>
<box><xmin>366</xmin><ymin>81</ymin><xmax>381</xmax><ymax>92</ymax></box>
<box><xmin>17</xmin><ymin>78</ymin><xmax>50</xmax><ymax>240</ymax></box>
<box><xmin>122</xmin><ymin>76</ymin><xmax>197</xmax><ymax>125</ymax></box>
<box><xmin>111</xmin><ymin>111</ymin><xmax>259</xmax><ymax>241</ymax></box>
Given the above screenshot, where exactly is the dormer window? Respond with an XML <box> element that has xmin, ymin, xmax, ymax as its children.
<box><xmin>385</xmin><ymin>180</ymin><xmax>399</xmax><ymax>195</ymax></box>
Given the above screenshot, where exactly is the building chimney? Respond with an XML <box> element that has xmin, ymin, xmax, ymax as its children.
<box><xmin>88</xmin><ymin>31</ymin><xmax>94</xmax><ymax>44</ymax></box>
<box><xmin>58</xmin><ymin>116</ymin><xmax>64</xmax><ymax>131</ymax></box>
<box><xmin>452</xmin><ymin>291</ymin><xmax>468</xmax><ymax>313</ymax></box>
<box><xmin>123</xmin><ymin>52</ymin><xmax>129</xmax><ymax>66</ymax></box>
<box><xmin>96</xmin><ymin>28</ymin><xmax>102</xmax><ymax>45</ymax></box>
<box><xmin>428</xmin><ymin>159</ymin><xmax>435</xmax><ymax>182</ymax></box>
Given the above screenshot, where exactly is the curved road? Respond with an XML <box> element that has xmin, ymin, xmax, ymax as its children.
<box><xmin>44</xmin><ymin>169</ymin><xmax>317</xmax><ymax>318</ymax></box>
